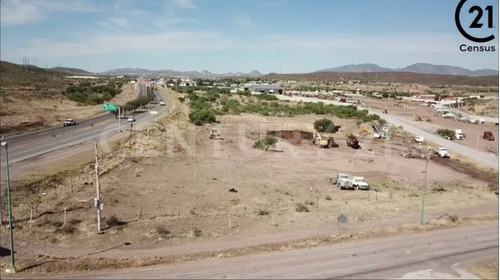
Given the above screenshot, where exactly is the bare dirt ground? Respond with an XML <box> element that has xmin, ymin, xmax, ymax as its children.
<box><xmin>0</xmin><ymin>84</ymin><xmax>138</xmax><ymax>135</ymax></box>
<box><xmin>1</xmin><ymin>90</ymin><xmax>498</xmax><ymax>275</ymax></box>
<box><xmin>463</xmin><ymin>99</ymin><xmax>499</xmax><ymax>118</ymax></box>
<box><xmin>358</xmin><ymin>97</ymin><xmax>499</xmax><ymax>155</ymax></box>
<box><xmin>470</xmin><ymin>257</ymin><xmax>499</xmax><ymax>279</ymax></box>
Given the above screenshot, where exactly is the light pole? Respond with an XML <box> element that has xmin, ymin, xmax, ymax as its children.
<box><xmin>1</xmin><ymin>141</ymin><xmax>16</xmax><ymax>272</ymax></box>
<box><xmin>420</xmin><ymin>152</ymin><xmax>430</xmax><ymax>225</ymax></box>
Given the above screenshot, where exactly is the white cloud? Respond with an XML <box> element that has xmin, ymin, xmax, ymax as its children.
<box><xmin>236</xmin><ymin>16</ymin><xmax>254</xmax><ymax>28</ymax></box>
<box><xmin>171</xmin><ymin>0</ymin><xmax>196</xmax><ymax>9</ymax></box>
<box><xmin>1</xmin><ymin>0</ymin><xmax>101</xmax><ymax>26</ymax></box>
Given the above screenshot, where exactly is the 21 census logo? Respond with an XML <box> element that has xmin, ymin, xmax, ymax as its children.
<box><xmin>455</xmin><ymin>0</ymin><xmax>496</xmax><ymax>52</ymax></box>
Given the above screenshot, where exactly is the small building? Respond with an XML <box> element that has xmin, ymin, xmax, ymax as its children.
<box><xmin>244</xmin><ymin>84</ymin><xmax>283</xmax><ymax>95</ymax></box>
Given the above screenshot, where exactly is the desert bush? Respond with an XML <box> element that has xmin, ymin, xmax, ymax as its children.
<box><xmin>257</xmin><ymin>209</ymin><xmax>270</xmax><ymax>216</ymax></box>
<box><xmin>189</xmin><ymin>109</ymin><xmax>217</xmax><ymax>125</ymax></box>
<box><xmin>155</xmin><ymin>225</ymin><xmax>171</xmax><ymax>238</ymax></box>
<box><xmin>314</xmin><ymin>118</ymin><xmax>335</xmax><ymax>133</ymax></box>
<box><xmin>449</xmin><ymin>214</ymin><xmax>459</xmax><ymax>223</ymax></box>
<box><xmin>256</xmin><ymin>94</ymin><xmax>279</xmax><ymax>101</ymax></box>
<box><xmin>304</xmin><ymin>200</ymin><xmax>315</xmax><ymax>206</ymax></box>
<box><xmin>408</xmin><ymin>193</ymin><xmax>419</xmax><ymax>198</ymax></box>
<box><xmin>193</xmin><ymin>228</ymin><xmax>203</xmax><ymax>237</ymax></box>
<box><xmin>253</xmin><ymin>136</ymin><xmax>278</xmax><ymax>151</ymax></box>
<box><xmin>325</xmin><ymin>195</ymin><xmax>332</xmax><ymax>200</ymax></box>
<box><xmin>436</xmin><ymin>128</ymin><xmax>455</xmax><ymax>139</ymax></box>
<box><xmin>295</xmin><ymin>203</ymin><xmax>310</xmax><ymax>212</ymax></box>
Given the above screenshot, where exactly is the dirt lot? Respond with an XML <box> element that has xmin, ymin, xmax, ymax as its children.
<box><xmin>2</xmin><ymin>90</ymin><xmax>497</xmax><ymax>267</ymax></box>
<box><xmin>0</xmin><ymin>84</ymin><xmax>138</xmax><ymax>135</ymax></box>
<box><xmin>358</xmin><ymin>97</ymin><xmax>499</xmax><ymax>155</ymax></box>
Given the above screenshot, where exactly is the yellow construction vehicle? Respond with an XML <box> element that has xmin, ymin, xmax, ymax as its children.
<box><xmin>313</xmin><ymin>130</ymin><xmax>338</xmax><ymax>148</ymax></box>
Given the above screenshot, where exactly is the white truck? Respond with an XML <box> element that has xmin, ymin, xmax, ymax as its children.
<box><xmin>331</xmin><ymin>173</ymin><xmax>353</xmax><ymax>190</ymax></box>
<box><xmin>454</xmin><ymin>129</ymin><xmax>464</xmax><ymax>140</ymax></box>
<box><xmin>352</xmin><ymin>176</ymin><xmax>370</xmax><ymax>190</ymax></box>
<box><xmin>436</xmin><ymin>147</ymin><xmax>450</xmax><ymax>158</ymax></box>
<box><xmin>63</xmin><ymin>119</ymin><xmax>77</xmax><ymax>127</ymax></box>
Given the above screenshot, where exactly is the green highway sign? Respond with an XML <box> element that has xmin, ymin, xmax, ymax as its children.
<box><xmin>104</xmin><ymin>103</ymin><xmax>118</xmax><ymax>112</ymax></box>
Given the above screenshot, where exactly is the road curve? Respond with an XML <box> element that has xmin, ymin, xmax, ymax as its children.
<box><xmin>73</xmin><ymin>223</ymin><xmax>498</xmax><ymax>279</ymax></box>
<box><xmin>276</xmin><ymin>95</ymin><xmax>498</xmax><ymax>169</ymax></box>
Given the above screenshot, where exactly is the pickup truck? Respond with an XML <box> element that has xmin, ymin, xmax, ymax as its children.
<box><xmin>454</xmin><ymin>129</ymin><xmax>464</xmax><ymax>140</ymax></box>
<box><xmin>331</xmin><ymin>173</ymin><xmax>353</xmax><ymax>189</ymax></box>
<box><xmin>63</xmin><ymin>119</ymin><xmax>76</xmax><ymax>127</ymax></box>
<box><xmin>352</xmin><ymin>176</ymin><xmax>370</xmax><ymax>190</ymax></box>
<box><xmin>436</xmin><ymin>147</ymin><xmax>450</xmax><ymax>158</ymax></box>
<box><xmin>331</xmin><ymin>173</ymin><xmax>354</xmax><ymax>190</ymax></box>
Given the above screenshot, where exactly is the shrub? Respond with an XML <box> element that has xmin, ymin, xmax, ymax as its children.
<box><xmin>189</xmin><ymin>109</ymin><xmax>217</xmax><ymax>125</ymax></box>
<box><xmin>155</xmin><ymin>225</ymin><xmax>171</xmax><ymax>238</ymax></box>
<box><xmin>314</xmin><ymin>118</ymin><xmax>335</xmax><ymax>133</ymax></box>
<box><xmin>449</xmin><ymin>215</ymin><xmax>459</xmax><ymax>223</ymax></box>
<box><xmin>256</xmin><ymin>94</ymin><xmax>279</xmax><ymax>101</ymax></box>
<box><xmin>193</xmin><ymin>228</ymin><xmax>203</xmax><ymax>237</ymax></box>
<box><xmin>436</xmin><ymin>128</ymin><xmax>455</xmax><ymax>139</ymax></box>
<box><xmin>258</xmin><ymin>209</ymin><xmax>270</xmax><ymax>216</ymax></box>
<box><xmin>295</xmin><ymin>203</ymin><xmax>310</xmax><ymax>212</ymax></box>
<box><xmin>304</xmin><ymin>200</ymin><xmax>315</xmax><ymax>206</ymax></box>
<box><xmin>325</xmin><ymin>195</ymin><xmax>332</xmax><ymax>200</ymax></box>
<box><xmin>253</xmin><ymin>136</ymin><xmax>278</xmax><ymax>151</ymax></box>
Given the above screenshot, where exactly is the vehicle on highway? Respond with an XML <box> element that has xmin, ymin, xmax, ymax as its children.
<box><xmin>483</xmin><ymin>131</ymin><xmax>495</xmax><ymax>141</ymax></box>
<box><xmin>352</xmin><ymin>176</ymin><xmax>370</xmax><ymax>190</ymax></box>
<box><xmin>63</xmin><ymin>119</ymin><xmax>77</xmax><ymax>127</ymax></box>
<box><xmin>415</xmin><ymin>136</ymin><xmax>424</xmax><ymax>144</ymax></box>
<box><xmin>454</xmin><ymin>129</ymin><xmax>464</xmax><ymax>140</ymax></box>
<box><xmin>436</xmin><ymin>147</ymin><xmax>450</xmax><ymax>158</ymax></box>
<box><xmin>160</xmin><ymin>100</ymin><xmax>166</xmax><ymax>106</ymax></box>
<box><xmin>127</xmin><ymin>116</ymin><xmax>136</xmax><ymax>122</ymax></box>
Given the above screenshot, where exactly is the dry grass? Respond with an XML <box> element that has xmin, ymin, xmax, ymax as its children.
<box><xmin>11</xmin><ymin>214</ymin><xmax>497</xmax><ymax>275</ymax></box>
<box><xmin>470</xmin><ymin>258</ymin><xmax>499</xmax><ymax>279</ymax></box>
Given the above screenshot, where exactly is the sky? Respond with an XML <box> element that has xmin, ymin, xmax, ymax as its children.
<box><xmin>1</xmin><ymin>0</ymin><xmax>499</xmax><ymax>73</ymax></box>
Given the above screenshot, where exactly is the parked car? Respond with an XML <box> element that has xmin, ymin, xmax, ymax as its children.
<box><xmin>352</xmin><ymin>176</ymin><xmax>370</xmax><ymax>190</ymax></box>
<box><xmin>330</xmin><ymin>173</ymin><xmax>350</xmax><ymax>185</ymax></box>
<box><xmin>332</xmin><ymin>173</ymin><xmax>354</xmax><ymax>190</ymax></box>
<box><xmin>63</xmin><ymin>119</ymin><xmax>76</xmax><ymax>127</ymax></box>
<box><xmin>159</xmin><ymin>101</ymin><xmax>166</xmax><ymax>106</ymax></box>
<box><xmin>483</xmin><ymin>131</ymin><xmax>495</xmax><ymax>141</ymax></box>
<box><xmin>127</xmin><ymin>116</ymin><xmax>136</xmax><ymax>122</ymax></box>
<box><xmin>436</xmin><ymin>147</ymin><xmax>450</xmax><ymax>158</ymax></box>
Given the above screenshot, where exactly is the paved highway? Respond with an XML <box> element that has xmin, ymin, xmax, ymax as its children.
<box><xmin>277</xmin><ymin>95</ymin><xmax>498</xmax><ymax>169</ymax></box>
<box><xmin>1</xmin><ymin>83</ymin><xmax>170</xmax><ymax>166</ymax></box>
<box><xmin>77</xmin><ymin>223</ymin><xmax>497</xmax><ymax>279</ymax></box>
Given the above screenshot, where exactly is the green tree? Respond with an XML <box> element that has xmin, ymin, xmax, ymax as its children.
<box><xmin>314</xmin><ymin>118</ymin><xmax>335</xmax><ymax>133</ymax></box>
<box><xmin>253</xmin><ymin>136</ymin><xmax>278</xmax><ymax>151</ymax></box>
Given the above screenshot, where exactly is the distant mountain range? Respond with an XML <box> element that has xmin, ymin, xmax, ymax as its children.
<box><xmin>101</xmin><ymin>68</ymin><xmax>262</xmax><ymax>78</ymax></box>
<box><xmin>50</xmin><ymin>66</ymin><xmax>93</xmax><ymax>75</ymax></box>
<box><xmin>316</xmin><ymin>63</ymin><xmax>498</xmax><ymax>76</ymax></box>
<box><xmin>3</xmin><ymin>60</ymin><xmax>497</xmax><ymax>77</ymax></box>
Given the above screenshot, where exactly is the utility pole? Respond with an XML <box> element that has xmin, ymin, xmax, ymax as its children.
<box><xmin>94</xmin><ymin>142</ymin><xmax>102</xmax><ymax>233</ymax></box>
<box><xmin>420</xmin><ymin>153</ymin><xmax>429</xmax><ymax>225</ymax></box>
<box><xmin>1</xmin><ymin>141</ymin><xmax>16</xmax><ymax>272</ymax></box>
